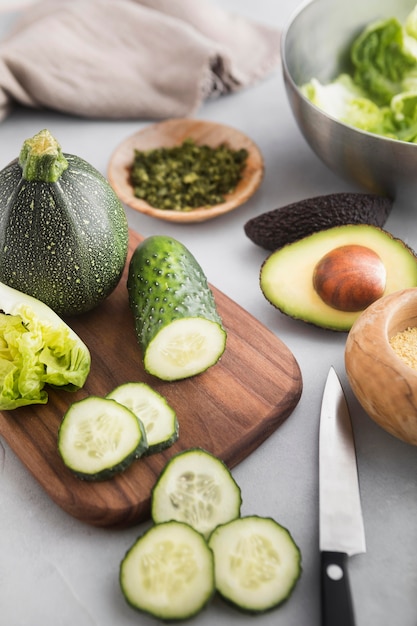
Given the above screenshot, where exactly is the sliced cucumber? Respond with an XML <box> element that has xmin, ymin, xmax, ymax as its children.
<box><xmin>120</xmin><ymin>520</ymin><xmax>215</xmax><ymax>621</ymax></box>
<box><xmin>151</xmin><ymin>448</ymin><xmax>242</xmax><ymax>538</ymax></box>
<box><xmin>58</xmin><ymin>396</ymin><xmax>148</xmax><ymax>481</ymax></box>
<box><xmin>127</xmin><ymin>235</ymin><xmax>227</xmax><ymax>381</ymax></box>
<box><xmin>208</xmin><ymin>515</ymin><xmax>302</xmax><ymax>613</ymax></box>
<box><xmin>107</xmin><ymin>382</ymin><xmax>178</xmax><ymax>454</ymax></box>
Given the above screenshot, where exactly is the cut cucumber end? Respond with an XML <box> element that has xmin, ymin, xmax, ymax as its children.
<box><xmin>144</xmin><ymin>317</ymin><xmax>226</xmax><ymax>381</ymax></box>
<box><xmin>120</xmin><ymin>521</ymin><xmax>215</xmax><ymax>621</ymax></box>
<box><xmin>58</xmin><ymin>396</ymin><xmax>148</xmax><ymax>480</ymax></box>
<box><xmin>208</xmin><ymin>516</ymin><xmax>302</xmax><ymax>613</ymax></box>
<box><xmin>151</xmin><ymin>448</ymin><xmax>242</xmax><ymax>538</ymax></box>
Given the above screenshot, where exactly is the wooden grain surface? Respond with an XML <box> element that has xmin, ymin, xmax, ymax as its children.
<box><xmin>0</xmin><ymin>230</ymin><xmax>302</xmax><ymax>528</ymax></box>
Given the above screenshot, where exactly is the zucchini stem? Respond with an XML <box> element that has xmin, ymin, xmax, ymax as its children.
<box><xmin>19</xmin><ymin>129</ymin><xmax>68</xmax><ymax>182</ymax></box>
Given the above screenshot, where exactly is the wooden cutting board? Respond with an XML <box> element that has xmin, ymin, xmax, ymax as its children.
<box><xmin>0</xmin><ymin>230</ymin><xmax>302</xmax><ymax>528</ymax></box>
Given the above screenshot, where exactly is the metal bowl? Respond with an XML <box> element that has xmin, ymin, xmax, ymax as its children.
<box><xmin>281</xmin><ymin>0</ymin><xmax>417</xmax><ymax>198</ymax></box>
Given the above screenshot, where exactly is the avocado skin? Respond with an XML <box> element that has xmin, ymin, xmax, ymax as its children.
<box><xmin>245</xmin><ymin>192</ymin><xmax>393</xmax><ymax>251</ymax></box>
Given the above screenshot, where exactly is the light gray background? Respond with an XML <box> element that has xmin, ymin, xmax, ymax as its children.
<box><xmin>0</xmin><ymin>2</ymin><xmax>416</xmax><ymax>625</ymax></box>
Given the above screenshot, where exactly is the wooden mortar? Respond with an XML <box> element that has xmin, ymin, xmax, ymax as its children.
<box><xmin>345</xmin><ymin>287</ymin><xmax>417</xmax><ymax>445</ymax></box>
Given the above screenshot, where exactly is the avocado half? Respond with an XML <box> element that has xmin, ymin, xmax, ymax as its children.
<box><xmin>260</xmin><ymin>224</ymin><xmax>417</xmax><ymax>331</ymax></box>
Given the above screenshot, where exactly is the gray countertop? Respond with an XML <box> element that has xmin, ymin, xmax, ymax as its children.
<box><xmin>0</xmin><ymin>2</ymin><xmax>416</xmax><ymax>625</ymax></box>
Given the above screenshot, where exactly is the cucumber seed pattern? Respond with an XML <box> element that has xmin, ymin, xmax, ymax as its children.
<box><xmin>106</xmin><ymin>382</ymin><xmax>178</xmax><ymax>453</ymax></box>
<box><xmin>74</xmin><ymin>413</ymin><xmax>123</xmax><ymax>458</ymax></box>
<box><xmin>230</xmin><ymin>533</ymin><xmax>280</xmax><ymax>589</ymax></box>
<box><xmin>137</xmin><ymin>401</ymin><xmax>157</xmax><ymax>434</ymax></box>
<box><xmin>169</xmin><ymin>470</ymin><xmax>221</xmax><ymax>528</ymax></box>
<box><xmin>151</xmin><ymin>449</ymin><xmax>242</xmax><ymax>537</ymax></box>
<box><xmin>160</xmin><ymin>331</ymin><xmax>206</xmax><ymax>367</ymax></box>
<box><xmin>141</xmin><ymin>540</ymin><xmax>198</xmax><ymax>598</ymax></box>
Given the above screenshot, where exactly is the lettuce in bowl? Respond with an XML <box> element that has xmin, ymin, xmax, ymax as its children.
<box><xmin>301</xmin><ymin>74</ymin><xmax>397</xmax><ymax>136</ymax></box>
<box><xmin>301</xmin><ymin>4</ymin><xmax>417</xmax><ymax>142</ymax></box>
<box><xmin>0</xmin><ymin>282</ymin><xmax>91</xmax><ymax>410</ymax></box>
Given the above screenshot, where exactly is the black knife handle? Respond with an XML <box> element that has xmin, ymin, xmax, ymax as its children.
<box><xmin>321</xmin><ymin>551</ymin><xmax>355</xmax><ymax>626</ymax></box>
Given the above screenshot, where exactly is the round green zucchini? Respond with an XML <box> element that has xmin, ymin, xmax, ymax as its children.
<box><xmin>0</xmin><ymin>129</ymin><xmax>129</xmax><ymax>316</ymax></box>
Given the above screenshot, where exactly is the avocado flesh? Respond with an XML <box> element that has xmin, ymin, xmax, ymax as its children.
<box><xmin>260</xmin><ymin>224</ymin><xmax>417</xmax><ymax>331</ymax></box>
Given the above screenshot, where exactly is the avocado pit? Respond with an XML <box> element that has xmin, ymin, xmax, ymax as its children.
<box><xmin>313</xmin><ymin>244</ymin><xmax>387</xmax><ymax>312</ymax></box>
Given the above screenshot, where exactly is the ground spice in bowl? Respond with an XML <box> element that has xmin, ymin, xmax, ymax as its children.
<box><xmin>129</xmin><ymin>138</ymin><xmax>248</xmax><ymax>211</ymax></box>
<box><xmin>389</xmin><ymin>326</ymin><xmax>417</xmax><ymax>369</ymax></box>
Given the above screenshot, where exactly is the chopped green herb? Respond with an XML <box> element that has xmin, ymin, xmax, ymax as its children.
<box><xmin>129</xmin><ymin>138</ymin><xmax>248</xmax><ymax>211</ymax></box>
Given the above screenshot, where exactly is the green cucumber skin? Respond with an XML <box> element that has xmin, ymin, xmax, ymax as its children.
<box><xmin>142</xmin><ymin>422</ymin><xmax>179</xmax><ymax>455</ymax></box>
<box><xmin>0</xmin><ymin>155</ymin><xmax>129</xmax><ymax>316</ymax></box>
<box><xmin>59</xmin><ymin>440</ymin><xmax>147</xmax><ymax>482</ymax></box>
<box><xmin>127</xmin><ymin>235</ymin><xmax>225</xmax><ymax>352</ymax></box>
<box><xmin>66</xmin><ymin>445</ymin><xmax>141</xmax><ymax>482</ymax></box>
<box><xmin>143</xmin><ymin>431</ymin><xmax>179</xmax><ymax>455</ymax></box>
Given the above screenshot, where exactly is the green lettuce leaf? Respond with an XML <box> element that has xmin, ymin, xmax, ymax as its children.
<box><xmin>390</xmin><ymin>91</ymin><xmax>417</xmax><ymax>141</ymax></box>
<box><xmin>351</xmin><ymin>17</ymin><xmax>417</xmax><ymax>106</ymax></box>
<box><xmin>0</xmin><ymin>286</ymin><xmax>91</xmax><ymax>410</ymax></box>
<box><xmin>301</xmin><ymin>74</ymin><xmax>396</xmax><ymax>136</ymax></box>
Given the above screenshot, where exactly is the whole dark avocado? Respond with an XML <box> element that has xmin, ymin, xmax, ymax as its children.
<box><xmin>245</xmin><ymin>192</ymin><xmax>393</xmax><ymax>251</ymax></box>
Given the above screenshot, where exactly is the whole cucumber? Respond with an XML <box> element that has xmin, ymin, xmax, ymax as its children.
<box><xmin>127</xmin><ymin>235</ymin><xmax>226</xmax><ymax>381</ymax></box>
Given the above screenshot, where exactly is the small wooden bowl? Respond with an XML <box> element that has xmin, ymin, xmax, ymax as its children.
<box><xmin>107</xmin><ymin>118</ymin><xmax>264</xmax><ymax>223</ymax></box>
<box><xmin>345</xmin><ymin>288</ymin><xmax>417</xmax><ymax>445</ymax></box>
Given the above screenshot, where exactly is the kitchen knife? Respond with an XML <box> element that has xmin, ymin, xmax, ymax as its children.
<box><xmin>319</xmin><ymin>366</ymin><xmax>366</xmax><ymax>626</ymax></box>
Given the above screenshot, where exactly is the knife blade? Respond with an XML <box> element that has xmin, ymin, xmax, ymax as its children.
<box><xmin>319</xmin><ymin>366</ymin><xmax>366</xmax><ymax>626</ymax></box>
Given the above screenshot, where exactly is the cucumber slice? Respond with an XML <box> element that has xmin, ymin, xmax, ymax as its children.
<box><xmin>120</xmin><ymin>520</ymin><xmax>215</xmax><ymax>621</ymax></box>
<box><xmin>208</xmin><ymin>515</ymin><xmax>302</xmax><ymax>613</ymax></box>
<box><xmin>143</xmin><ymin>317</ymin><xmax>226</xmax><ymax>381</ymax></box>
<box><xmin>151</xmin><ymin>448</ymin><xmax>242</xmax><ymax>538</ymax></box>
<box><xmin>58</xmin><ymin>396</ymin><xmax>148</xmax><ymax>481</ymax></box>
<box><xmin>127</xmin><ymin>235</ymin><xmax>227</xmax><ymax>381</ymax></box>
<box><xmin>106</xmin><ymin>382</ymin><xmax>178</xmax><ymax>454</ymax></box>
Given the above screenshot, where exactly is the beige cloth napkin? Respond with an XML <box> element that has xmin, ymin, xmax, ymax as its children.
<box><xmin>0</xmin><ymin>0</ymin><xmax>281</xmax><ymax>121</ymax></box>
